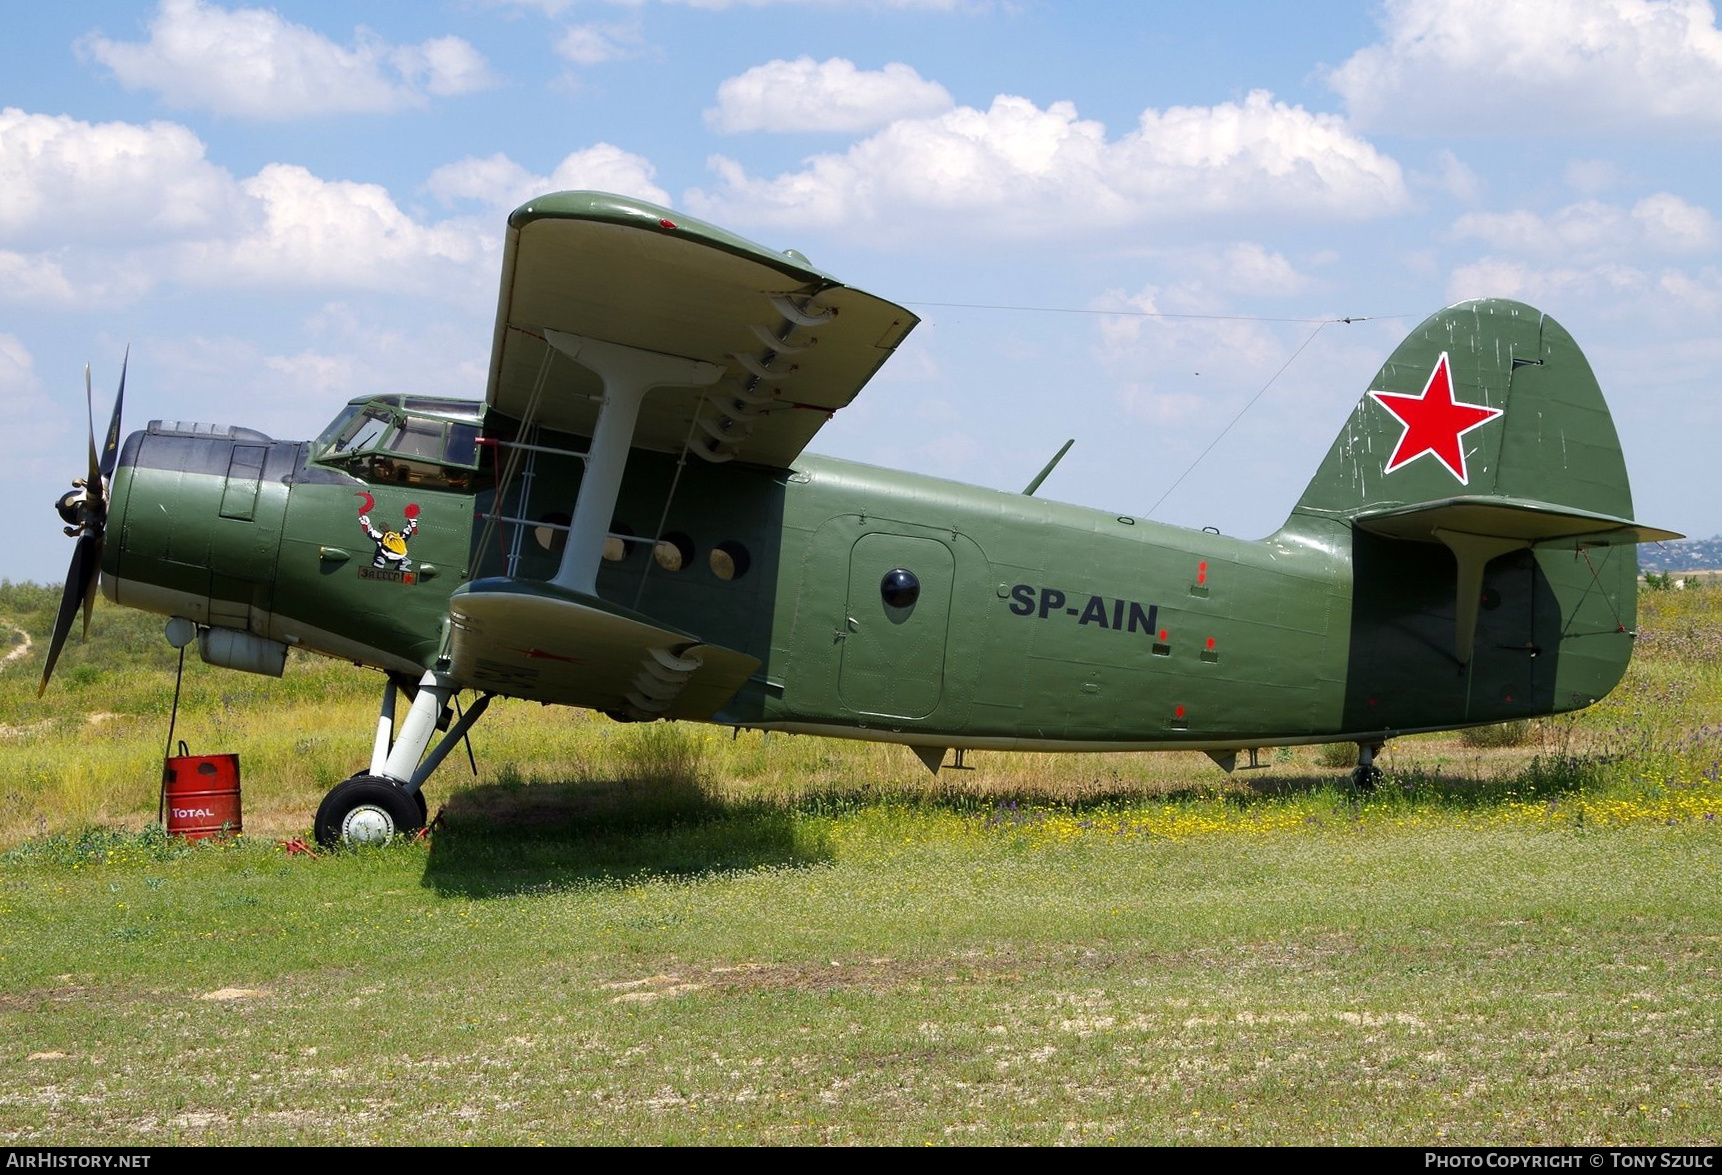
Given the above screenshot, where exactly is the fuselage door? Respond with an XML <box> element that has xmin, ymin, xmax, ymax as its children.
<box><xmin>839</xmin><ymin>533</ymin><xmax>954</xmax><ymax>720</ymax></box>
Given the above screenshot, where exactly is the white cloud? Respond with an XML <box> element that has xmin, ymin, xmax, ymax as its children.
<box><xmin>0</xmin><ymin>335</ymin><xmax>67</xmax><ymax>482</ymax></box>
<box><xmin>138</xmin><ymin>306</ymin><xmax>491</xmax><ymax>444</ymax></box>
<box><xmin>1633</xmin><ymin>192</ymin><xmax>1718</xmax><ymax>250</ymax></box>
<box><xmin>688</xmin><ymin>90</ymin><xmax>1407</xmax><ymax>239</ymax></box>
<box><xmin>0</xmin><ymin>251</ymin><xmax>158</xmax><ymax>308</ymax></box>
<box><xmin>498</xmin><ymin>0</ymin><xmax>966</xmax><ymax>11</ymax></box>
<box><xmin>1419</xmin><ymin>149</ymin><xmax>1484</xmax><ymax>203</ymax></box>
<box><xmin>706</xmin><ymin>57</ymin><xmax>954</xmax><ymax>133</ymax></box>
<box><xmin>1452</xmin><ymin>194</ymin><xmax>1717</xmax><ymax>261</ymax></box>
<box><xmin>0</xmin><ymin>252</ymin><xmax>75</xmax><ymax>305</ymax></box>
<box><xmin>186</xmin><ymin>164</ymin><xmax>493</xmax><ymax>295</ymax></box>
<box><xmin>1199</xmin><ymin>243</ymin><xmax>1309</xmax><ymax>296</ymax></box>
<box><xmin>1566</xmin><ymin>158</ymin><xmax>1625</xmax><ymax>193</ymax></box>
<box><xmin>555</xmin><ymin>22</ymin><xmax>648</xmax><ymax>66</ymax></box>
<box><xmin>0</xmin><ymin>107</ymin><xmax>246</xmax><ymax>244</ymax></box>
<box><xmin>0</xmin><ymin>107</ymin><xmax>499</xmax><ymax>305</ymax></box>
<box><xmin>391</xmin><ymin>35</ymin><xmax>497</xmax><ymax>98</ymax></box>
<box><xmin>1446</xmin><ymin>257</ymin><xmax>1680</xmax><ymax>308</ymax></box>
<box><xmin>1331</xmin><ymin>0</ymin><xmax>1722</xmax><ymax>135</ymax></box>
<box><xmin>81</xmin><ymin>0</ymin><xmax>495</xmax><ymax>119</ymax></box>
<box><xmin>427</xmin><ymin>145</ymin><xmax>671</xmax><ymax>210</ymax></box>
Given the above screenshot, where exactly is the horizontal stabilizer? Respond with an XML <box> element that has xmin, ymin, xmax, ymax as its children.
<box><xmin>1354</xmin><ymin>497</ymin><xmax>1680</xmax><ymax>667</ymax></box>
<box><xmin>1353</xmin><ymin>497</ymin><xmax>1682</xmax><ymax>548</ymax></box>
<box><xmin>447</xmin><ymin>578</ymin><xmax>760</xmax><ymax>719</ymax></box>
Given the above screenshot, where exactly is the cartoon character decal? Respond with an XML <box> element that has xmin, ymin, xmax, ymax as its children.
<box><xmin>357</xmin><ymin>491</ymin><xmax>420</xmax><ymax>570</ymax></box>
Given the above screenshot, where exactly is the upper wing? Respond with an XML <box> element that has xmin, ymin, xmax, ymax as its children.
<box><xmin>485</xmin><ymin>191</ymin><xmax>919</xmax><ymax>468</ymax></box>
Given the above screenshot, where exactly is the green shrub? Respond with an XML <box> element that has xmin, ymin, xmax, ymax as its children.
<box><xmin>1315</xmin><ymin>742</ymin><xmax>1357</xmax><ymax>768</ymax></box>
<box><xmin>1459</xmin><ymin>719</ymin><xmax>1534</xmax><ymax>748</ymax></box>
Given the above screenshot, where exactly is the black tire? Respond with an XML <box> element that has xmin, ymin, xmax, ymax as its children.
<box><xmin>1351</xmin><ymin>764</ymin><xmax>1383</xmax><ymax>793</ymax></box>
<box><xmin>313</xmin><ymin>775</ymin><xmax>425</xmax><ymax>847</ymax></box>
<box><xmin>414</xmin><ymin>788</ymin><xmax>429</xmax><ymax>825</ymax></box>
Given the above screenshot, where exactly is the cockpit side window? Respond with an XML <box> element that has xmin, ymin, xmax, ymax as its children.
<box><xmin>321</xmin><ymin>407</ymin><xmax>398</xmax><ymax>458</ymax></box>
<box><xmin>393</xmin><ymin>417</ymin><xmax>446</xmax><ymax>460</ymax></box>
<box><xmin>445</xmin><ymin>423</ymin><xmax>479</xmax><ymax>466</ymax></box>
<box><xmin>312</xmin><ymin>401</ymin><xmax>489</xmax><ymax>491</ymax></box>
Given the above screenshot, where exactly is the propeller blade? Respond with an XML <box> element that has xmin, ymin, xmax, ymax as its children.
<box><xmin>38</xmin><ymin>532</ymin><xmax>101</xmax><ymax>697</ymax></box>
<box><xmin>98</xmin><ymin>346</ymin><xmax>128</xmax><ymax>481</ymax></box>
<box><xmin>80</xmin><ymin>535</ymin><xmax>102</xmax><ymax>642</ymax></box>
<box><xmin>43</xmin><ymin>349</ymin><xmax>127</xmax><ymax>694</ymax></box>
<box><xmin>83</xmin><ymin>364</ymin><xmax>100</xmax><ymax>492</ymax></box>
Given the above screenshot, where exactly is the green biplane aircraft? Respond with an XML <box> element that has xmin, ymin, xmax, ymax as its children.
<box><xmin>40</xmin><ymin>191</ymin><xmax>1679</xmax><ymax>846</ymax></box>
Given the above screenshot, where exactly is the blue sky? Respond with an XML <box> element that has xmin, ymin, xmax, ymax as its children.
<box><xmin>3</xmin><ymin>0</ymin><xmax>1719</xmax><ymax>585</ymax></box>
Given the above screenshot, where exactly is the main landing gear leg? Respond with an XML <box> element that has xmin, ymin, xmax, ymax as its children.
<box><xmin>1351</xmin><ymin>742</ymin><xmax>1385</xmax><ymax>793</ymax></box>
<box><xmin>313</xmin><ymin>671</ymin><xmax>494</xmax><ymax>847</ymax></box>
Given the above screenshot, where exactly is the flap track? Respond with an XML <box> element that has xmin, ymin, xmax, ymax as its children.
<box><xmin>692</xmin><ymin>301</ymin><xmax>827</xmax><ymax>464</ymax></box>
<box><xmin>625</xmin><ymin>647</ymin><xmax>705</xmax><ymax>719</ymax></box>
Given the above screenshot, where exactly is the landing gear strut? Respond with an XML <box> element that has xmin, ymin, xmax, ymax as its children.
<box><xmin>1351</xmin><ymin>741</ymin><xmax>1385</xmax><ymax>792</ymax></box>
<box><xmin>313</xmin><ymin>671</ymin><xmax>493</xmax><ymax>847</ymax></box>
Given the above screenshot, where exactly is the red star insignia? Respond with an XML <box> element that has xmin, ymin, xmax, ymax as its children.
<box><xmin>1367</xmin><ymin>352</ymin><xmax>1503</xmax><ymax>485</ymax></box>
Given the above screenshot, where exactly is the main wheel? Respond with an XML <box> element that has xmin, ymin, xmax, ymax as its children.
<box><xmin>1351</xmin><ymin>764</ymin><xmax>1383</xmax><ymax>792</ymax></box>
<box><xmin>314</xmin><ymin>775</ymin><xmax>425</xmax><ymax>847</ymax></box>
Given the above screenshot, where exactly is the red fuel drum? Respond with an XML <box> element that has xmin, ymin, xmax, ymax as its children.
<box><xmin>163</xmin><ymin>754</ymin><xmax>242</xmax><ymax>839</ymax></box>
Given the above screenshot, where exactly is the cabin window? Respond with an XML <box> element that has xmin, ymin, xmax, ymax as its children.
<box><xmin>710</xmin><ymin>540</ymin><xmax>751</xmax><ymax>581</ymax></box>
<box><xmin>533</xmin><ymin>512</ymin><xmax>571</xmax><ymax>554</ymax></box>
<box><xmin>603</xmin><ymin>522</ymin><xmax>636</xmax><ymax>563</ymax></box>
<box><xmin>654</xmin><ymin>532</ymin><xmax>695</xmax><ymax>572</ymax></box>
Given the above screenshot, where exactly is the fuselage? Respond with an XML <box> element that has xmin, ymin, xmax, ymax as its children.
<box><xmin>102</xmin><ymin>395</ymin><xmax>1633</xmax><ymax>755</ymax></box>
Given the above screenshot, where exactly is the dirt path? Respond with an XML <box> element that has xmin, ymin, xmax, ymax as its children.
<box><xmin>0</xmin><ymin>624</ymin><xmax>31</xmax><ymax>675</ymax></box>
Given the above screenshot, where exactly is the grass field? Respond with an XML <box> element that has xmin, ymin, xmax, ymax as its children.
<box><xmin>0</xmin><ymin>579</ymin><xmax>1719</xmax><ymax>1145</ymax></box>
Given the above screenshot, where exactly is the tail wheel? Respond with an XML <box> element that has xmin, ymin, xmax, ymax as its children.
<box><xmin>1351</xmin><ymin>764</ymin><xmax>1383</xmax><ymax>792</ymax></box>
<box><xmin>314</xmin><ymin>775</ymin><xmax>425</xmax><ymax>847</ymax></box>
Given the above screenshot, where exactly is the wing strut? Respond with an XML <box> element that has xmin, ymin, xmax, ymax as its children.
<box><xmin>541</xmin><ymin>330</ymin><xmax>722</xmax><ymax>595</ymax></box>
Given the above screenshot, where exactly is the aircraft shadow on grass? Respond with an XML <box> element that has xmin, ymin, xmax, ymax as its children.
<box><xmin>417</xmin><ymin>754</ymin><xmax>1606</xmax><ymax>898</ymax></box>
<box><xmin>418</xmin><ymin>774</ymin><xmax>835</xmax><ymax>898</ymax></box>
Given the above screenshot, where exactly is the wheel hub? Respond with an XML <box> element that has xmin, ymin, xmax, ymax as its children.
<box><xmin>341</xmin><ymin>804</ymin><xmax>396</xmax><ymax>845</ymax></box>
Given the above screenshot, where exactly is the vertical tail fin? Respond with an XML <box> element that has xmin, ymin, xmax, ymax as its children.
<box><xmin>1286</xmin><ymin>299</ymin><xmax>1678</xmax><ymax>730</ymax></box>
<box><xmin>1292</xmin><ymin>299</ymin><xmax>1649</xmax><ymax>526</ymax></box>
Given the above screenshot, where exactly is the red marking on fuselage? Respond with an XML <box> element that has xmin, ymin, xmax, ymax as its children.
<box><xmin>519</xmin><ymin>647</ymin><xmax>582</xmax><ymax>664</ymax></box>
<box><xmin>1205</xmin><ymin>636</ymin><xmax>1215</xmax><ymax>649</ymax></box>
<box><xmin>1174</xmin><ymin>704</ymin><xmax>1185</xmax><ymax>718</ymax></box>
<box><xmin>1197</xmin><ymin>561</ymin><xmax>1207</xmax><ymax>585</ymax></box>
<box><xmin>1159</xmin><ymin>629</ymin><xmax>1168</xmax><ymax>641</ymax></box>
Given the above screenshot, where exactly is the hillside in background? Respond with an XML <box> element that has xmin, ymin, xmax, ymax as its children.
<box><xmin>1640</xmin><ymin>536</ymin><xmax>1722</xmax><ymax>572</ymax></box>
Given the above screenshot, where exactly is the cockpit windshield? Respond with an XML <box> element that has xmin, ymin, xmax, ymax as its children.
<box><xmin>312</xmin><ymin>397</ymin><xmax>487</xmax><ymax>490</ymax></box>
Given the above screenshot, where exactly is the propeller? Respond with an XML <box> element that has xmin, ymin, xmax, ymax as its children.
<box><xmin>39</xmin><ymin>348</ymin><xmax>127</xmax><ymax>696</ymax></box>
